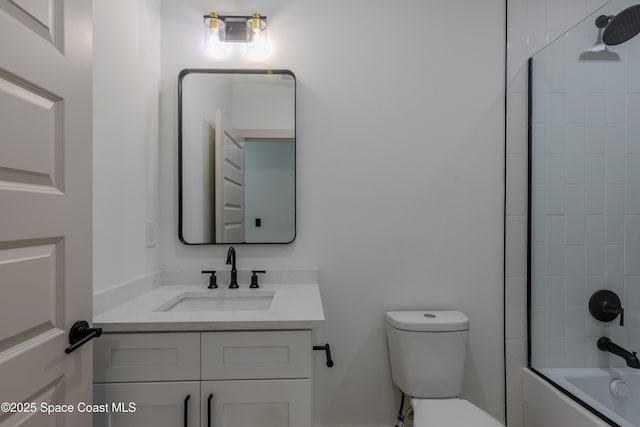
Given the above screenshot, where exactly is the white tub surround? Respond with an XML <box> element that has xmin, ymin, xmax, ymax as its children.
<box><xmin>523</xmin><ymin>369</ymin><xmax>609</xmax><ymax>427</ymax></box>
<box><xmin>539</xmin><ymin>368</ymin><xmax>640</xmax><ymax>427</ymax></box>
<box><xmin>93</xmin><ymin>269</ymin><xmax>324</xmax><ymax>332</ymax></box>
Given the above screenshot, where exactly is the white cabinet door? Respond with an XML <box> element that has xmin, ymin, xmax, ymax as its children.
<box><xmin>201</xmin><ymin>379</ymin><xmax>311</xmax><ymax>427</ymax></box>
<box><xmin>94</xmin><ymin>332</ymin><xmax>200</xmax><ymax>383</ymax></box>
<box><xmin>201</xmin><ymin>330</ymin><xmax>311</xmax><ymax>380</ymax></box>
<box><xmin>94</xmin><ymin>382</ymin><xmax>200</xmax><ymax>427</ymax></box>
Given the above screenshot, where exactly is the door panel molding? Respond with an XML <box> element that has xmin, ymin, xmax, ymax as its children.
<box><xmin>1</xmin><ymin>0</ymin><xmax>64</xmax><ymax>52</ymax></box>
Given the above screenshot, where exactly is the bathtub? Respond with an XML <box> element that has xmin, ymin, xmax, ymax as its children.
<box><xmin>538</xmin><ymin>367</ymin><xmax>640</xmax><ymax>427</ymax></box>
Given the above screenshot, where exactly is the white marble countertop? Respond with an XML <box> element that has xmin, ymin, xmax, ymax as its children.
<box><xmin>94</xmin><ymin>283</ymin><xmax>325</xmax><ymax>332</ymax></box>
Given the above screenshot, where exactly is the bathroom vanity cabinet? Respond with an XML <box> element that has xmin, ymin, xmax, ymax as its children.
<box><xmin>93</xmin><ymin>330</ymin><xmax>312</xmax><ymax>427</ymax></box>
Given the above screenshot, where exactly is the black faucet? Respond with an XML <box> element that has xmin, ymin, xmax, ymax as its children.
<box><xmin>597</xmin><ymin>337</ymin><xmax>640</xmax><ymax>369</ymax></box>
<box><xmin>226</xmin><ymin>247</ymin><xmax>239</xmax><ymax>289</ymax></box>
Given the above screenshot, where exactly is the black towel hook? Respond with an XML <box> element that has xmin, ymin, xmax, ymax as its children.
<box><xmin>313</xmin><ymin>343</ymin><xmax>334</xmax><ymax>367</ymax></box>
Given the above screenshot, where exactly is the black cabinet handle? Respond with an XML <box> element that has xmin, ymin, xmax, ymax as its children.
<box><xmin>64</xmin><ymin>321</ymin><xmax>102</xmax><ymax>354</ymax></box>
<box><xmin>313</xmin><ymin>343</ymin><xmax>334</xmax><ymax>367</ymax></box>
<box><xmin>207</xmin><ymin>394</ymin><xmax>213</xmax><ymax>427</ymax></box>
<box><xmin>184</xmin><ymin>395</ymin><xmax>190</xmax><ymax>427</ymax></box>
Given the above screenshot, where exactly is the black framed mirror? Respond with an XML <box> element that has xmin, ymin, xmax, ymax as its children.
<box><xmin>178</xmin><ymin>69</ymin><xmax>296</xmax><ymax>244</ymax></box>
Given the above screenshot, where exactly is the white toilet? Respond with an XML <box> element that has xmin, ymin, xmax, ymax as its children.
<box><xmin>385</xmin><ymin>310</ymin><xmax>502</xmax><ymax>426</ymax></box>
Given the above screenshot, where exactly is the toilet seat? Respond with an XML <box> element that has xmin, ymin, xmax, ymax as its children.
<box><xmin>411</xmin><ymin>398</ymin><xmax>502</xmax><ymax>427</ymax></box>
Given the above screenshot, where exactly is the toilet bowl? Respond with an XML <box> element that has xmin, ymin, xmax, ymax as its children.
<box><xmin>385</xmin><ymin>311</ymin><xmax>502</xmax><ymax>427</ymax></box>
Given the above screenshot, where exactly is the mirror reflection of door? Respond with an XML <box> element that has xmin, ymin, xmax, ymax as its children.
<box><xmin>179</xmin><ymin>70</ymin><xmax>295</xmax><ymax>244</ymax></box>
<box><xmin>214</xmin><ymin>109</ymin><xmax>244</xmax><ymax>243</ymax></box>
<box><xmin>203</xmin><ymin>119</ymin><xmax>215</xmax><ymax>241</ymax></box>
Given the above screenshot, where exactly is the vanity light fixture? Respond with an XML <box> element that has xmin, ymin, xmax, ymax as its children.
<box><xmin>203</xmin><ymin>12</ymin><xmax>226</xmax><ymax>58</ymax></box>
<box><xmin>246</xmin><ymin>13</ymin><xmax>269</xmax><ymax>60</ymax></box>
<box><xmin>203</xmin><ymin>12</ymin><xmax>270</xmax><ymax>60</ymax></box>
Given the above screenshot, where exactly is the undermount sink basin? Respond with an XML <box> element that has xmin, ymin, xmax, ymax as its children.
<box><xmin>155</xmin><ymin>290</ymin><xmax>275</xmax><ymax>312</ymax></box>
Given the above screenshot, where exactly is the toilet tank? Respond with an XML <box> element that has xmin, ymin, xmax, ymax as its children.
<box><xmin>385</xmin><ymin>311</ymin><xmax>469</xmax><ymax>398</ymax></box>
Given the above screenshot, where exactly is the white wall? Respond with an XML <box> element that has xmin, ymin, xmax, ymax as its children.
<box><xmin>159</xmin><ymin>0</ymin><xmax>505</xmax><ymax>425</ymax></box>
<box><xmin>93</xmin><ymin>0</ymin><xmax>161</xmax><ymax>292</ymax></box>
<box><xmin>232</xmin><ymin>79</ymin><xmax>295</xmax><ymax>131</ymax></box>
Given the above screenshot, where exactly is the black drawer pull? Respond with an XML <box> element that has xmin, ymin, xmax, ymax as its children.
<box><xmin>207</xmin><ymin>394</ymin><xmax>213</xmax><ymax>427</ymax></box>
<box><xmin>184</xmin><ymin>394</ymin><xmax>190</xmax><ymax>427</ymax></box>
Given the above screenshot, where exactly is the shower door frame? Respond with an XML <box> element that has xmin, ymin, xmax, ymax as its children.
<box><xmin>525</xmin><ymin>57</ymin><xmax>620</xmax><ymax>427</ymax></box>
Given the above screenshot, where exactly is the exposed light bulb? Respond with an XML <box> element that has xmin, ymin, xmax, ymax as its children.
<box><xmin>246</xmin><ymin>13</ymin><xmax>269</xmax><ymax>60</ymax></box>
<box><xmin>206</xmin><ymin>29</ymin><xmax>227</xmax><ymax>58</ymax></box>
<box><xmin>247</xmin><ymin>29</ymin><xmax>270</xmax><ymax>60</ymax></box>
<box><xmin>204</xmin><ymin>12</ymin><xmax>226</xmax><ymax>59</ymax></box>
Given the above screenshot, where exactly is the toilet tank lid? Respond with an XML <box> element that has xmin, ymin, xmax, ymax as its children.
<box><xmin>385</xmin><ymin>311</ymin><xmax>469</xmax><ymax>332</ymax></box>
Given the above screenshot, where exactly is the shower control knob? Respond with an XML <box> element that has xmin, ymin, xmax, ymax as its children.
<box><xmin>610</xmin><ymin>378</ymin><xmax>629</xmax><ymax>399</ymax></box>
<box><xmin>589</xmin><ymin>290</ymin><xmax>625</xmax><ymax>326</ymax></box>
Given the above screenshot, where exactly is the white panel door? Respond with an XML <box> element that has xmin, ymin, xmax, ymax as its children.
<box><xmin>215</xmin><ymin>110</ymin><xmax>244</xmax><ymax>243</ymax></box>
<box><xmin>201</xmin><ymin>379</ymin><xmax>311</xmax><ymax>427</ymax></box>
<box><xmin>0</xmin><ymin>1</ymin><xmax>93</xmax><ymax>426</ymax></box>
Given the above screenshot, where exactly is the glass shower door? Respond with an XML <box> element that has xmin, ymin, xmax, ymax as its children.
<box><xmin>529</xmin><ymin>1</ymin><xmax>640</xmax><ymax>425</ymax></box>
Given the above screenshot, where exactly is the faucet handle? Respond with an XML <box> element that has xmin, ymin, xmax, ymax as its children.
<box><xmin>202</xmin><ymin>270</ymin><xmax>218</xmax><ymax>289</ymax></box>
<box><xmin>250</xmin><ymin>270</ymin><xmax>266</xmax><ymax>288</ymax></box>
<box><xmin>589</xmin><ymin>290</ymin><xmax>624</xmax><ymax>326</ymax></box>
<box><xmin>604</xmin><ymin>299</ymin><xmax>625</xmax><ymax>326</ymax></box>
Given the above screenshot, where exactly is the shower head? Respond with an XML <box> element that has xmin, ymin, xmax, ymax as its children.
<box><xmin>600</xmin><ymin>4</ymin><xmax>640</xmax><ymax>46</ymax></box>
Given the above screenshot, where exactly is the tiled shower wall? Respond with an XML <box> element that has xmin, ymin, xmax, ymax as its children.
<box><xmin>505</xmin><ymin>0</ymin><xmax>610</xmax><ymax>425</ymax></box>
<box><xmin>530</xmin><ymin>8</ymin><xmax>640</xmax><ymax>370</ymax></box>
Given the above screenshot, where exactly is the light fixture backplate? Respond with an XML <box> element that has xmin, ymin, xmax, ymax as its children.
<box><xmin>220</xmin><ymin>16</ymin><xmax>267</xmax><ymax>42</ymax></box>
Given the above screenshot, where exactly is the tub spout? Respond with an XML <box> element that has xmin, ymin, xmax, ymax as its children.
<box><xmin>597</xmin><ymin>337</ymin><xmax>640</xmax><ymax>369</ymax></box>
